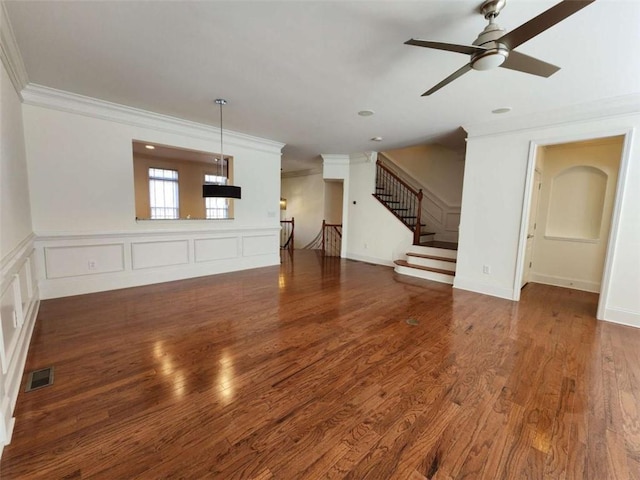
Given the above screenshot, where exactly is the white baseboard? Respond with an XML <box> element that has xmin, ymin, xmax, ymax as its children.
<box><xmin>344</xmin><ymin>252</ymin><xmax>394</xmax><ymax>268</ymax></box>
<box><xmin>453</xmin><ymin>276</ymin><xmax>516</xmax><ymax>301</ymax></box>
<box><xmin>529</xmin><ymin>273</ymin><xmax>600</xmax><ymax>293</ymax></box>
<box><xmin>602</xmin><ymin>307</ymin><xmax>640</xmax><ymax>328</ymax></box>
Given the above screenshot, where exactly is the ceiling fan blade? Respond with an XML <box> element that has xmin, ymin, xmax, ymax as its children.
<box><xmin>422</xmin><ymin>63</ymin><xmax>473</xmax><ymax>96</ymax></box>
<box><xmin>498</xmin><ymin>0</ymin><xmax>595</xmax><ymax>50</ymax></box>
<box><xmin>501</xmin><ymin>51</ymin><xmax>560</xmax><ymax>77</ymax></box>
<box><xmin>405</xmin><ymin>39</ymin><xmax>486</xmax><ymax>56</ymax></box>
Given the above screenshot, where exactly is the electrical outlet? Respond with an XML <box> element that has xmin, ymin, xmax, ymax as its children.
<box><xmin>88</xmin><ymin>260</ymin><xmax>97</xmax><ymax>270</ymax></box>
<box><xmin>364</xmin><ymin>242</ymin><xmax>368</xmax><ymax>249</ymax></box>
<box><xmin>482</xmin><ymin>265</ymin><xmax>491</xmax><ymax>274</ymax></box>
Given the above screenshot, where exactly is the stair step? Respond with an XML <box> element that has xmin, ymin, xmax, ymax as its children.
<box><xmin>419</xmin><ymin>241</ymin><xmax>459</xmax><ymax>251</ymax></box>
<box><xmin>407</xmin><ymin>245</ymin><xmax>458</xmax><ymax>260</ymax></box>
<box><xmin>394</xmin><ymin>260</ymin><xmax>453</xmax><ymax>275</ymax></box>
<box><xmin>375</xmin><ymin>193</ymin><xmax>393</xmax><ymax>198</ymax></box>
<box><xmin>394</xmin><ymin>260</ymin><xmax>455</xmax><ymax>285</ymax></box>
<box><xmin>407</xmin><ymin>252</ymin><xmax>456</xmax><ymax>263</ymax></box>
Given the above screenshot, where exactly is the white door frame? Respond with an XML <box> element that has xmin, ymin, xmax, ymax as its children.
<box><xmin>512</xmin><ymin>128</ymin><xmax>635</xmax><ymax>321</ymax></box>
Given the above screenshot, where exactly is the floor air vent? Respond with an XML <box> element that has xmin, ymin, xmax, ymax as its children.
<box><xmin>25</xmin><ymin>367</ymin><xmax>54</xmax><ymax>392</ymax></box>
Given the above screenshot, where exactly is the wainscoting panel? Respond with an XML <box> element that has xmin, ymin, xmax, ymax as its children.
<box><xmin>0</xmin><ymin>280</ymin><xmax>20</xmax><ymax>375</ymax></box>
<box><xmin>131</xmin><ymin>240</ymin><xmax>189</xmax><ymax>270</ymax></box>
<box><xmin>35</xmin><ymin>227</ymin><xmax>281</xmax><ymax>300</ymax></box>
<box><xmin>0</xmin><ymin>234</ymin><xmax>39</xmax><ymax>450</ymax></box>
<box><xmin>194</xmin><ymin>237</ymin><xmax>238</xmax><ymax>263</ymax></box>
<box><xmin>446</xmin><ymin>212</ymin><xmax>461</xmax><ymax>232</ymax></box>
<box><xmin>242</xmin><ymin>234</ymin><xmax>278</xmax><ymax>257</ymax></box>
<box><xmin>45</xmin><ymin>243</ymin><xmax>125</xmax><ymax>279</ymax></box>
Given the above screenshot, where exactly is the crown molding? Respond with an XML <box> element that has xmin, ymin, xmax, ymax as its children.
<box><xmin>348</xmin><ymin>152</ymin><xmax>375</xmax><ymax>165</ymax></box>
<box><xmin>21</xmin><ymin>84</ymin><xmax>285</xmax><ymax>155</ymax></box>
<box><xmin>464</xmin><ymin>94</ymin><xmax>640</xmax><ymax>139</ymax></box>
<box><xmin>281</xmin><ymin>167</ymin><xmax>323</xmax><ymax>179</ymax></box>
<box><xmin>321</xmin><ymin>154</ymin><xmax>351</xmax><ymax>165</ymax></box>
<box><xmin>0</xmin><ymin>2</ymin><xmax>28</xmax><ymax>95</ymax></box>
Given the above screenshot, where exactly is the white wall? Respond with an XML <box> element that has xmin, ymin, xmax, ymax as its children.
<box><xmin>457</xmin><ymin>98</ymin><xmax>640</xmax><ymax>327</ymax></box>
<box><xmin>21</xmin><ymin>86</ymin><xmax>284</xmax><ymax>299</ymax></box>
<box><xmin>0</xmin><ymin>50</ymin><xmax>31</xmax><ymax>260</ymax></box>
<box><xmin>530</xmin><ymin>138</ymin><xmax>623</xmax><ymax>293</ymax></box>
<box><xmin>344</xmin><ymin>154</ymin><xmax>412</xmax><ymax>266</ymax></box>
<box><xmin>280</xmin><ymin>172</ymin><xmax>324</xmax><ymax>248</ymax></box>
<box><xmin>0</xmin><ymin>8</ymin><xmax>39</xmax><ymax>452</ymax></box>
<box><xmin>324</xmin><ymin>180</ymin><xmax>343</xmax><ymax>224</ymax></box>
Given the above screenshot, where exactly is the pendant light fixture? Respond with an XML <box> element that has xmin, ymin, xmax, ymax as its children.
<box><xmin>203</xmin><ymin>99</ymin><xmax>242</xmax><ymax>199</ymax></box>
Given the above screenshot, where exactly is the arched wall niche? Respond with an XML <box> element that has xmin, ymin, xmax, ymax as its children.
<box><xmin>546</xmin><ymin>165</ymin><xmax>607</xmax><ymax>241</ymax></box>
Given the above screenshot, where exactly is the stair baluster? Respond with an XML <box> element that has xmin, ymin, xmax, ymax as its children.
<box><xmin>374</xmin><ymin>159</ymin><xmax>425</xmax><ymax>245</ymax></box>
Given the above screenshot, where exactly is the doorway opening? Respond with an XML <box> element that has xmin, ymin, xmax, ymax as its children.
<box><xmin>519</xmin><ymin>134</ymin><xmax>626</xmax><ymax>316</ymax></box>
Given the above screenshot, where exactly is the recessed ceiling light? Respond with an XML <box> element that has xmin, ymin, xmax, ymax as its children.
<box><xmin>358</xmin><ymin>110</ymin><xmax>375</xmax><ymax>117</ymax></box>
<box><xmin>492</xmin><ymin>107</ymin><xmax>512</xmax><ymax>114</ymax></box>
<box><xmin>371</xmin><ymin>136</ymin><xmax>383</xmax><ymax>142</ymax></box>
<box><xmin>145</xmin><ymin>145</ymin><xmax>155</xmax><ymax>149</ymax></box>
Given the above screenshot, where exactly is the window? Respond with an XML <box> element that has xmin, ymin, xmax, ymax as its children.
<box><xmin>204</xmin><ymin>173</ymin><xmax>229</xmax><ymax>219</ymax></box>
<box><xmin>149</xmin><ymin>168</ymin><xmax>179</xmax><ymax>219</ymax></box>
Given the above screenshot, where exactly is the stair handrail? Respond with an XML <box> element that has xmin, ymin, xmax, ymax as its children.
<box><xmin>376</xmin><ymin>158</ymin><xmax>420</xmax><ymax>196</ymax></box>
<box><xmin>375</xmin><ymin>160</ymin><xmax>423</xmax><ymax>245</ymax></box>
<box><xmin>322</xmin><ymin>220</ymin><xmax>342</xmax><ymax>256</ymax></box>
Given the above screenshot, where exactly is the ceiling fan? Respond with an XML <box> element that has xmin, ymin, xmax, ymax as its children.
<box><xmin>406</xmin><ymin>0</ymin><xmax>595</xmax><ymax>96</ymax></box>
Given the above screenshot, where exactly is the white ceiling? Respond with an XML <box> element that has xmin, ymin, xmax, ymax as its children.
<box><xmin>5</xmin><ymin>0</ymin><xmax>640</xmax><ymax>171</ymax></box>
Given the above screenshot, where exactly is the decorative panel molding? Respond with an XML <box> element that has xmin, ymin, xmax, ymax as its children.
<box><xmin>131</xmin><ymin>240</ymin><xmax>189</xmax><ymax>270</ymax></box>
<box><xmin>445</xmin><ymin>212</ymin><xmax>461</xmax><ymax>232</ymax></box>
<box><xmin>44</xmin><ymin>243</ymin><xmax>125</xmax><ymax>279</ymax></box>
<box><xmin>0</xmin><ymin>280</ymin><xmax>19</xmax><ymax>375</ymax></box>
<box><xmin>0</xmin><ymin>234</ymin><xmax>39</xmax><ymax>450</ymax></box>
<box><xmin>194</xmin><ymin>237</ymin><xmax>238</xmax><ymax>263</ymax></box>
<box><xmin>35</xmin><ymin>227</ymin><xmax>280</xmax><ymax>299</ymax></box>
<box><xmin>242</xmin><ymin>235</ymin><xmax>278</xmax><ymax>257</ymax></box>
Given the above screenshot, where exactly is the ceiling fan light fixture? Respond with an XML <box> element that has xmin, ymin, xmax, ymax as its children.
<box><xmin>471</xmin><ymin>47</ymin><xmax>508</xmax><ymax>71</ymax></box>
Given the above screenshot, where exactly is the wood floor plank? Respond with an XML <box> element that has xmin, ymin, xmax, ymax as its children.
<box><xmin>1</xmin><ymin>250</ymin><xmax>639</xmax><ymax>479</ymax></box>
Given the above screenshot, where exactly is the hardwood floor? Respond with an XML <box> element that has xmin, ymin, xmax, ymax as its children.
<box><xmin>1</xmin><ymin>250</ymin><xmax>639</xmax><ymax>479</ymax></box>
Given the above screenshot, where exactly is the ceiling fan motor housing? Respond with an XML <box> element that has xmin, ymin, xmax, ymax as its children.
<box><xmin>471</xmin><ymin>20</ymin><xmax>509</xmax><ymax>70</ymax></box>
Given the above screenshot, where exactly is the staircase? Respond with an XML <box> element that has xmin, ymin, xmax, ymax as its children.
<box><xmin>373</xmin><ymin>157</ymin><xmax>457</xmax><ymax>285</ymax></box>
<box><xmin>393</xmin><ymin>243</ymin><xmax>457</xmax><ymax>284</ymax></box>
<box><xmin>374</xmin><ymin>160</ymin><xmax>435</xmax><ymax>245</ymax></box>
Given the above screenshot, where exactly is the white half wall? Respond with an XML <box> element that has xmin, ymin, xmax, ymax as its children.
<box><xmin>457</xmin><ymin>96</ymin><xmax>640</xmax><ymax>328</ymax></box>
<box><xmin>35</xmin><ymin>227</ymin><xmax>279</xmax><ymax>299</ymax></box>
<box><xmin>20</xmin><ymin>85</ymin><xmax>285</xmax><ymax>298</ymax></box>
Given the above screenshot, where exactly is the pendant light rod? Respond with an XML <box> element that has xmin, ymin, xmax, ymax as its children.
<box><xmin>215</xmin><ymin>99</ymin><xmax>227</xmax><ymax>171</ymax></box>
<box><xmin>203</xmin><ymin>98</ymin><xmax>240</xmax><ymax>199</ymax></box>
